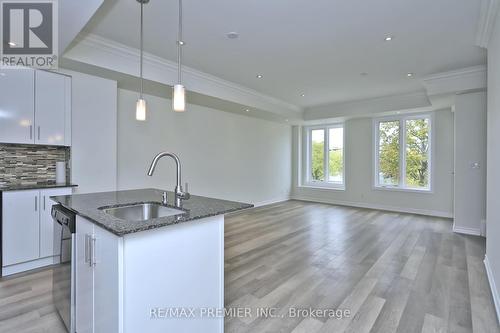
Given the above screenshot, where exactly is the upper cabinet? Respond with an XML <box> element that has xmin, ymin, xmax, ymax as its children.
<box><xmin>35</xmin><ymin>71</ymin><xmax>71</xmax><ymax>146</ymax></box>
<box><xmin>0</xmin><ymin>68</ymin><xmax>35</xmax><ymax>144</ymax></box>
<box><xmin>0</xmin><ymin>68</ymin><xmax>71</xmax><ymax>146</ymax></box>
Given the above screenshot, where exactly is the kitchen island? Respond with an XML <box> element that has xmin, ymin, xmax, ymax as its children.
<box><xmin>51</xmin><ymin>188</ymin><xmax>252</xmax><ymax>333</ymax></box>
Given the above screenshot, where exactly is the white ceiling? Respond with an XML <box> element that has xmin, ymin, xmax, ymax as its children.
<box><xmin>83</xmin><ymin>0</ymin><xmax>486</xmax><ymax>109</ymax></box>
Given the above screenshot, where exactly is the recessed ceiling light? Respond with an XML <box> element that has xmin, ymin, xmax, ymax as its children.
<box><xmin>7</xmin><ymin>41</ymin><xmax>16</xmax><ymax>46</ymax></box>
<box><xmin>384</xmin><ymin>36</ymin><xmax>393</xmax><ymax>41</ymax></box>
<box><xmin>256</xmin><ymin>74</ymin><xmax>263</xmax><ymax>79</ymax></box>
<box><xmin>226</xmin><ymin>32</ymin><xmax>239</xmax><ymax>39</ymax></box>
<box><xmin>407</xmin><ymin>72</ymin><xmax>414</xmax><ymax>78</ymax></box>
<box><xmin>245</xmin><ymin>109</ymin><xmax>250</xmax><ymax>112</ymax></box>
<box><xmin>300</xmin><ymin>93</ymin><xmax>306</xmax><ymax>97</ymax></box>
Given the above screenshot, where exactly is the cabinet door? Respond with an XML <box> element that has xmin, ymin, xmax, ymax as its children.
<box><xmin>76</xmin><ymin>216</ymin><xmax>94</xmax><ymax>333</ymax></box>
<box><xmin>2</xmin><ymin>190</ymin><xmax>40</xmax><ymax>266</ymax></box>
<box><xmin>0</xmin><ymin>68</ymin><xmax>35</xmax><ymax>144</ymax></box>
<box><xmin>35</xmin><ymin>71</ymin><xmax>66</xmax><ymax>146</ymax></box>
<box><xmin>39</xmin><ymin>188</ymin><xmax>72</xmax><ymax>258</ymax></box>
<box><xmin>93</xmin><ymin>225</ymin><xmax>120</xmax><ymax>333</ymax></box>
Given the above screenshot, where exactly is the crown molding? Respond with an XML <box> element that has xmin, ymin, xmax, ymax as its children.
<box><xmin>62</xmin><ymin>33</ymin><xmax>302</xmax><ymax>117</ymax></box>
<box><xmin>304</xmin><ymin>91</ymin><xmax>431</xmax><ymax>121</ymax></box>
<box><xmin>423</xmin><ymin>65</ymin><xmax>486</xmax><ymax>81</ymax></box>
<box><xmin>476</xmin><ymin>0</ymin><xmax>500</xmax><ymax>48</ymax></box>
<box><xmin>422</xmin><ymin>65</ymin><xmax>487</xmax><ymax>96</ymax></box>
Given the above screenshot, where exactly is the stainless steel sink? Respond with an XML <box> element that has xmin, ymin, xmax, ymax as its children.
<box><xmin>100</xmin><ymin>203</ymin><xmax>185</xmax><ymax>221</ymax></box>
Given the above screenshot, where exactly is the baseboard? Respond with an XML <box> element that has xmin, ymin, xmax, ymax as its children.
<box><xmin>291</xmin><ymin>195</ymin><xmax>453</xmax><ymax>218</ymax></box>
<box><xmin>452</xmin><ymin>224</ymin><xmax>482</xmax><ymax>236</ymax></box>
<box><xmin>253</xmin><ymin>197</ymin><xmax>290</xmax><ymax>208</ymax></box>
<box><xmin>2</xmin><ymin>256</ymin><xmax>59</xmax><ymax>277</ymax></box>
<box><xmin>484</xmin><ymin>255</ymin><xmax>500</xmax><ymax>325</ymax></box>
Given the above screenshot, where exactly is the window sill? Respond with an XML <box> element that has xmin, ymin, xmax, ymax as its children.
<box><xmin>373</xmin><ymin>186</ymin><xmax>432</xmax><ymax>194</ymax></box>
<box><xmin>299</xmin><ymin>184</ymin><xmax>346</xmax><ymax>191</ymax></box>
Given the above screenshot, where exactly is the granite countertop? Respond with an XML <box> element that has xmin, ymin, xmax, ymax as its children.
<box><xmin>0</xmin><ymin>182</ymin><xmax>78</xmax><ymax>191</ymax></box>
<box><xmin>51</xmin><ymin>188</ymin><xmax>253</xmax><ymax>236</ymax></box>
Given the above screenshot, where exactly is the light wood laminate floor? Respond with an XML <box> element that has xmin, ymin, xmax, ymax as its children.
<box><xmin>224</xmin><ymin>201</ymin><xmax>499</xmax><ymax>333</ymax></box>
<box><xmin>0</xmin><ymin>200</ymin><xmax>498</xmax><ymax>333</ymax></box>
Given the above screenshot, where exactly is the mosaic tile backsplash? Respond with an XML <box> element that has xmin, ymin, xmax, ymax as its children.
<box><xmin>0</xmin><ymin>144</ymin><xmax>70</xmax><ymax>187</ymax></box>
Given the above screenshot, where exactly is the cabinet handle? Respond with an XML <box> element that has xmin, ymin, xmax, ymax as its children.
<box><xmin>34</xmin><ymin>196</ymin><xmax>37</xmax><ymax>211</ymax></box>
<box><xmin>29</xmin><ymin>125</ymin><xmax>32</xmax><ymax>140</ymax></box>
<box><xmin>84</xmin><ymin>234</ymin><xmax>90</xmax><ymax>264</ymax></box>
<box><xmin>90</xmin><ymin>236</ymin><xmax>97</xmax><ymax>267</ymax></box>
<box><xmin>37</xmin><ymin>126</ymin><xmax>40</xmax><ymax>140</ymax></box>
<box><xmin>93</xmin><ymin>237</ymin><xmax>97</xmax><ymax>267</ymax></box>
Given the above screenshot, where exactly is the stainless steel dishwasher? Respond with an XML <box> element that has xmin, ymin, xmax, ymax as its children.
<box><xmin>52</xmin><ymin>204</ymin><xmax>76</xmax><ymax>333</ymax></box>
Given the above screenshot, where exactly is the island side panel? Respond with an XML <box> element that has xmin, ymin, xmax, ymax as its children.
<box><xmin>122</xmin><ymin>215</ymin><xmax>224</xmax><ymax>333</ymax></box>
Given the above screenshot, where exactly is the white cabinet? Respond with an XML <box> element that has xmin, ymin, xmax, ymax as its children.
<box><xmin>93</xmin><ymin>222</ymin><xmax>120</xmax><ymax>333</ymax></box>
<box><xmin>1</xmin><ymin>187</ymin><xmax>73</xmax><ymax>275</ymax></box>
<box><xmin>0</xmin><ymin>68</ymin><xmax>71</xmax><ymax>146</ymax></box>
<box><xmin>39</xmin><ymin>188</ymin><xmax>72</xmax><ymax>258</ymax></box>
<box><xmin>2</xmin><ymin>190</ymin><xmax>40</xmax><ymax>266</ymax></box>
<box><xmin>76</xmin><ymin>217</ymin><xmax>120</xmax><ymax>333</ymax></box>
<box><xmin>35</xmin><ymin>71</ymin><xmax>71</xmax><ymax>146</ymax></box>
<box><xmin>0</xmin><ymin>68</ymin><xmax>35</xmax><ymax>144</ymax></box>
<box><xmin>76</xmin><ymin>218</ymin><xmax>94</xmax><ymax>333</ymax></box>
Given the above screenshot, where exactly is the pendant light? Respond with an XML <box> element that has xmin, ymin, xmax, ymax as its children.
<box><xmin>173</xmin><ymin>0</ymin><xmax>186</xmax><ymax>112</ymax></box>
<box><xmin>136</xmin><ymin>0</ymin><xmax>149</xmax><ymax>121</ymax></box>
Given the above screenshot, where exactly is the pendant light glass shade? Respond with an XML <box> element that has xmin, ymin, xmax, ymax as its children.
<box><xmin>136</xmin><ymin>98</ymin><xmax>147</xmax><ymax>120</ymax></box>
<box><xmin>136</xmin><ymin>97</ymin><xmax>147</xmax><ymax>121</ymax></box>
<box><xmin>173</xmin><ymin>84</ymin><xmax>185</xmax><ymax>112</ymax></box>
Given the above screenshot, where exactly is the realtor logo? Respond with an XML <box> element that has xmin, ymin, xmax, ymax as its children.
<box><xmin>0</xmin><ymin>0</ymin><xmax>58</xmax><ymax>68</ymax></box>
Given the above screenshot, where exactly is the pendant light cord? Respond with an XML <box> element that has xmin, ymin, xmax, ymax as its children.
<box><xmin>177</xmin><ymin>0</ymin><xmax>183</xmax><ymax>84</ymax></box>
<box><xmin>140</xmin><ymin>1</ymin><xmax>144</xmax><ymax>99</ymax></box>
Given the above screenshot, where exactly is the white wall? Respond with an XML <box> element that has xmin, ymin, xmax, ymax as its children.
<box><xmin>116</xmin><ymin>89</ymin><xmax>292</xmax><ymax>205</ymax></box>
<box><xmin>63</xmin><ymin>70</ymin><xmax>118</xmax><ymax>194</ymax></box>
<box><xmin>453</xmin><ymin>92</ymin><xmax>487</xmax><ymax>235</ymax></box>
<box><xmin>292</xmin><ymin>110</ymin><xmax>454</xmax><ymax>217</ymax></box>
<box><xmin>486</xmin><ymin>8</ymin><xmax>500</xmax><ymax>322</ymax></box>
<box><xmin>59</xmin><ymin>0</ymin><xmax>104</xmax><ymax>54</ymax></box>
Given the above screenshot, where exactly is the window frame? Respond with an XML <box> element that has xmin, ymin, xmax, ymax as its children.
<box><xmin>373</xmin><ymin>113</ymin><xmax>433</xmax><ymax>193</ymax></box>
<box><xmin>303</xmin><ymin>123</ymin><xmax>346</xmax><ymax>189</ymax></box>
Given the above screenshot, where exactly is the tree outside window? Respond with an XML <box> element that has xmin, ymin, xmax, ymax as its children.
<box><xmin>308</xmin><ymin>125</ymin><xmax>344</xmax><ymax>187</ymax></box>
<box><xmin>376</xmin><ymin>115</ymin><xmax>431</xmax><ymax>190</ymax></box>
<box><xmin>405</xmin><ymin>119</ymin><xmax>429</xmax><ymax>188</ymax></box>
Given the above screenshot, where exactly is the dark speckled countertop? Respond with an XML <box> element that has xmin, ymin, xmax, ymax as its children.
<box><xmin>51</xmin><ymin>188</ymin><xmax>253</xmax><ymax>236</ymax></box>
<box><xmin>0</xmin><ymin>182</ymin><xmax>78</xmax><ymax>191</ymax></box>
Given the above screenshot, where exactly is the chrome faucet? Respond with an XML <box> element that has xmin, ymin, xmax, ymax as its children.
<box><xmin>147</xmin><ymin>152</ymin><xmax>190</xmax><ymax>207</ymax></box>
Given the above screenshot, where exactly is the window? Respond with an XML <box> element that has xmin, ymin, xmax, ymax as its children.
<box><xmin>374</xmin><ymin>114</ymin><xmax>432</xmax><ymax>191</ymax></box>
<box><xmin>305</xmin><ymin>124</ymin><xmax>344</xmax><ymax>188</ymax></box>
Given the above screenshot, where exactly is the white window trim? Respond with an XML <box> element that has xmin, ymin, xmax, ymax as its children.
<box><xmin>302</xmin><ymin>123</ymin><xmax>346</xmax><ymax>190</ymax></box>
<box><xmin>373</xmin><ymin>113</ymin><xmax>434</xmax><ymax>193</ymax></box>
